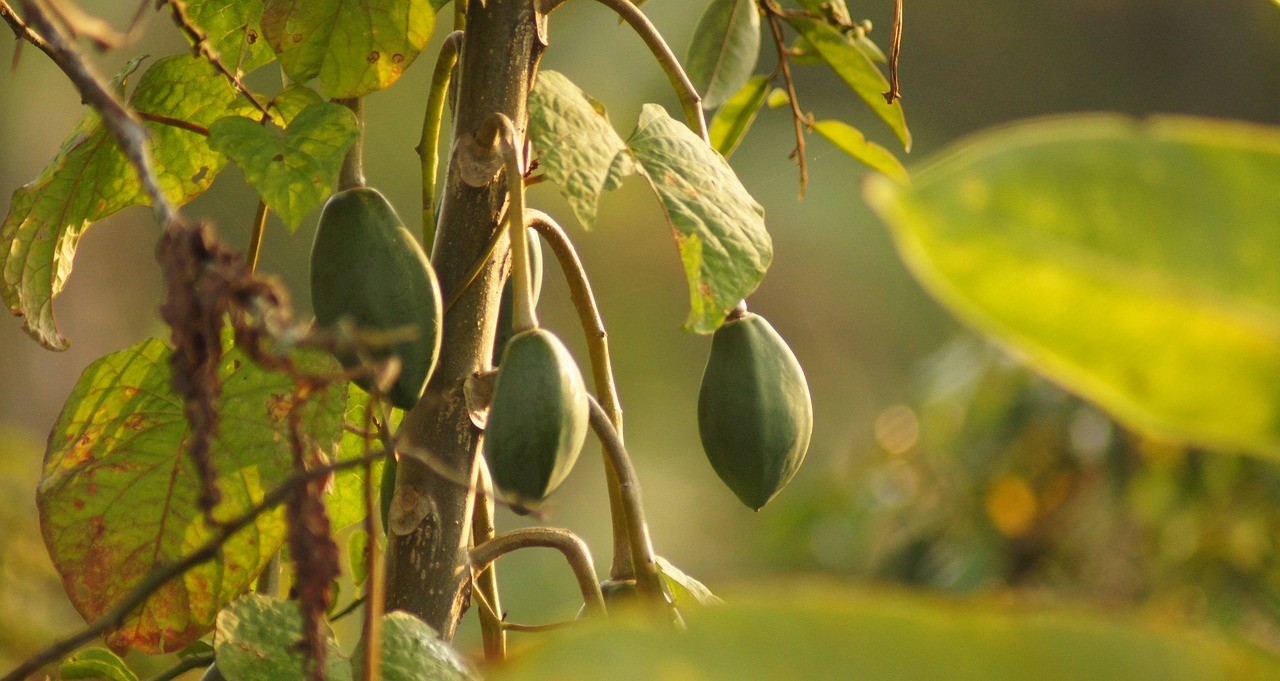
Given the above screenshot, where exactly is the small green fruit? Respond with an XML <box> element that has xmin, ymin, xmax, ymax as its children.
<box><xmin>493</xmin><ymin>229</ymin><xmax>544</xmax><ymax>366</ymax></box>
<box><xmin>698</xmin><ymin>312</ymin><xmax>813</xmax><ymax>510</ymax></box>
<box><xmin>310</xmin><ymin>187</ymin><xmax>443</xmax><ymax>410</ymax></box>
<box><xmin>484</xmin><ymin>329</ymin><xmax>589</xmax><ymax>501</ymax></box>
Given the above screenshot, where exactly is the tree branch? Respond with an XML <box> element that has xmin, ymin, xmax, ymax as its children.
<box><xmin>761</xmin><ymin>0</ymin><xmax>809</xmax><ymax>198</ymax></box>
<box><xmin>470</xmin><ymin>527</ymin><xmax>606</xmax><ymax>617</ymax></box>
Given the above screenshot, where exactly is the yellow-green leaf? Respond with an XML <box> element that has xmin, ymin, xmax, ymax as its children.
<box><xmin>812</xmin><ymin>119</ymin><xmax>909</xmax><ymax>186</ymax></box>
<box><xmin>865</xmin><ymin>115</ymin><xmax>1280</xmax><ymax>457</ymax></box>
<box><xmin>261</xmin><ymin>0</ymin><xmax>435</xmax><ymax>98</ymax></box>
<box><xmin>709</xmin><ymin>75</ymin><xmax>769</xmax><ymax>158</ymax></box>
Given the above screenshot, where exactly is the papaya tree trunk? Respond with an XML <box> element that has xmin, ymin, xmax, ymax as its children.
<box><xmin>385</xmin><ymin>0</ymin><xmax>544</xmax><ymax>639</ymax></box>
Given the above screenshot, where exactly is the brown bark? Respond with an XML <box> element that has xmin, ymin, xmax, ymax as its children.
<box><xmin>384</xmin><ymin>0</ymin><xmax>544</xmax><ymax>640</ymax></box>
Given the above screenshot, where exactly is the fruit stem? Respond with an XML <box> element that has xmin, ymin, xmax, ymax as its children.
<box><xmin>586</xmin><ymin>395</ymin><xmax>668</xmax><ymax>611</ymax></box>
<box><xmin>470</xmin><ymin>463</ymin><xmax>508</xmax><ymax>661</ymax></box>
<box><xmin>488</xmin><ymin>113</ymin><xmax>539</xmax><ymax>331</ymax></box>
<box><xmin>470</xmin><ymin>527</ymin><xmax>606</xmax><ymax>617</ymax></box>
<box><xmin>544</xmin><ymin>0</ymin><xmax>707</xmax><ymax>141</ymax></box>
<box><xmin>416</xmin><ymin>31</ymin><xmax>463</xmax><ymax>252</ymax></box>
<box><xmin>338</xmin><ymin>97</ymin><xmax>366</xmax><ymax>190</ymax></box>
<box><xmin>527</xmin><ymin>210</ymin><xmax>632</xmax><ymax>580</ymax></box>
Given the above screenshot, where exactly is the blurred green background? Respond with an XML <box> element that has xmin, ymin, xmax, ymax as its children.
<box><xmin>3</xmin><ymin>0</ymin><xmax>1280</xmax><ymax>673</ymax></box>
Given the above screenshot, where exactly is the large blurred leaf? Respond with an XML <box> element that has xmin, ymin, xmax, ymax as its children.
<box><xmin>38</xmin><ymin>339</ymin><xmax>346</xmax><ymax>653</ymax></box>
<box><xmin>489</xmin><ymin>585</ymin><xmax>1280</xmax><ymax>680</ymax></box>
<box><xmin>261</xmin><ymin>0</ymin><xmax>435</xmax><ymax>98</ymax></box>
<box><xmin>865</xmin><ymin>116</ymin><xmax>1280</xmax><ymax>456</ymax></box>
<box><xmin>628</xmin><ymin>105</ymin><xmax>772</xmax><ymax>333</ymax></box>
<box><xmin>528</xmin><ymin>70</ymin><xmax>635</xmax><ymax>229</ymax></box>
<box><xmin>183</xmin><ymin>0</ymin><xmax>275</xmax><ymax>74</ymax></box>
<box><xmin>685</xmin><ymin>0</ymin><xmax>761</xmax><ymax>110</ymax></box>
<box><xmin>350</xmin><ymin>612</ymin><xmax>478</xmax><ymax>681</ymax></box>
<box><xmin>1</xmin><ymin>55</ymin><xmax>236</xmax><ymax>350</ymax></box>
<box><xmin>215</xmin><ymin>595</ymin><xmax>350</xmax><ymax>681</ymax></box>
<box><xmin>208</xmin><ymin>102</ymin><xmax>359</xmax><ymax>231</ymax></box>
<box><xmin>784</xmin><ymin>15</ymin><xmax>911</xmax><ymax>151</ymax></box>
<box><xmin>59</xmin><ymin>648</ymin><xmax>136</xmax><ymax>681</ymax></box>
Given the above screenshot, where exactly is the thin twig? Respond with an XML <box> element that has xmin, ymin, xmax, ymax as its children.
<box><xmin>0</xmin><ymin>0</ymin><xmax>57</xmax><ymax>64</ymax></box>
<box><xmin>0</xmin><ymin>449</ymin><xmax>390</xmax><ymax>681</ymax></box>
<box><xmin>547</xmin><ymin>0</ymin><xmax>707</xmax><ymax>141</ymax></box>
<box><xmin>360</xmin><ymin>396</ymin><xmax>383</xmax><ymax>681</ymax></box>
<box><xmin>501</xmin><ymin>620</ymin><xmax>579</xmax><ymax>633</ymax></box>
<box><xmin>883</xmin><ymin>0</ymin><xmax>903</xmax><ymax>103</ymax></box>
<box><xmin>585</xmin><ymin>396</ymin><xmax>666</xmax><ymax>607</ymax></box>
<box><xmin>138</xmin><ymin>111</ymin><xmax>210</xmax><ymax>136</ymax></box>
<box><xmin>470</xmin><ymin>463</ymin><xmax>507</xmax><ymax>661</ymax></box>
<box><xmin>761</xmin><ymin>1</ymin><xmax>808</xmax><ymax>198</ymax></box>
<box><xmin>246</xmin><ymin>200</ymin><xmax>268</xmax><ymax>273</ymax></box>
<box><xmin>19</xmin><ymin>0</ymin><xmax>178</xmax><ymax>226</ymax></box>
<box><xmin>416</xmin><ymin>31</ymin><xmax>462</xmax><ymax>250</ymax></box>
<box><xmin>144</xmin><ymin>652</ymin><xmax>215</xmax><ymax>681</ymax></box>
<box><xmin>470</xmin><ymin>528</ymin><xmax>606</xmax><ymax>617</ymax></box>
<box><xmin>525</xmin><ymin>211</ymin><xmax>631</xmax><ymax>580</ymax></box>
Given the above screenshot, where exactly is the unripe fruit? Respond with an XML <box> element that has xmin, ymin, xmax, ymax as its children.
<box><xmin>484</xmin><ymin>329</ymin><xmax>589</xmax><ymax>501</ymax></box>
<box><xmin>310</xmin><ymin>187</ymin><xmax>443</xmax><ymax>410</ymax></box>
<box><xmin>492</xmin><ymin>229</ymin><xmax>544</xmax><ymax>366</ymax></box>
<box><xmin>697</xmin><ymin>312</ymin><xmax>812</xmax><ymax>510</ymax></box>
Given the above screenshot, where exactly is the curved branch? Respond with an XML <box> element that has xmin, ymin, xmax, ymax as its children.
<box><xmin>417</xmin><ymin>30</ymin><xmax>463</xmax><ymax>249</ymax></box>
<box><xmin>546</xmin><ymin>0</ymin><xmax>707</xmax><ymax>141</ymax></box>
<box><xmin>525</xmin><ymin>211</ymin><xmax>631</xmax><ymax>579</ymax></box>
<box><xmin>0</xmin><ymin>449</ymin><xmax>389</xmax><ymax>681</ymax></box>
<box><xmin>585</xmin><ymin>396</ymin><xmax>665</xmax><ymax>604</ymax></box>
<box><xmin>470</xmin><ymin>527</ymin><xmax>606</xmax><ymax>617</ymax></box>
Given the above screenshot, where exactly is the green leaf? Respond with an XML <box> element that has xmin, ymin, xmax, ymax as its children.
<box><xmin>348</xmin><ymin>529</ymin><xmax>370</xmax><ymax>587</ymax></box>
<box><xmin>784</xmin><ymin>15</ymin><xmax>911</xmax><ymax>151</ymax></box>
<box><xmin>655</xmin><ymin>557</ymin><xmax>723</xmax><ymax>607</ymax></box>
<box><xmin>864</xmin><ymin>115</ymin><xmax>1280</xmax><ymax>457</ymax></box>
<box><xmin>351</xmin><ymin>612</ymin><xmax>478</xmax><ymax>681</ymax></box>
<box><xmin>225</xmin><ymin>84</ymin><xmax>325</xmax><ymax>126</ymax></box>
<box><xmin>685</xmin><ymin>0</ymin><xmax>762</xmax><ymax>110</ymax></box>
<box><xmin>261</xmin><ymin>0</ymin><xmax>435</xmax><ymax>98</ymax></box>
<box><xmin>183</xmin><ymin>0</ymin><xmax>275</xmax><ymax>74</ymax></box>
<box><xmin>628</xmin><ymin>105</ymin><xmax>772</xmax><ymax>333</ymax></box>
<box><xmin>59</xmin><ymin>648</ymin><xmax>138</xmax><ymax>681</ymax></box>
<box><xmin>709</xmin><ymin>75</ymin><xmax>769</xmax><ymax>158</ymax></box>
<box><xmin>487</xmin><ymin>585</ymin><xmax>1280</xmax><ymax>681</ymax></box>
<box><xmin>812</xmin><ymin>119</ymin><xmax>909</xmax><ymax>186</ymax></box>
<box><xmin>38</xmin><ymin>339</ymin><xmax>346</xmax><ymax>653</ymax></box>
<box><xmin>795</xmin><ymin>0</ymin><xmax>851</xmax><ymax>25</ymax></box>
<box><xmin>1</xmin><ymin>55</ymin><xmax>236</xmax><ymax>350</ymax></box>
<box><xmin>329</xmin><ymin>386</ymin><xmax>400</xmax><ymax>531</ymax></box>
<box><xmin>215</xmin><ymin>595</ymin><xmax>351</xmax><ymax>681</ymax></box>
<box><xmin>208</xmin><ymin>102</ymin><xmax>359</xmax><ymax>231</ymax></box>
<box><xmin>528</xmin><ymin>71</ymin><xmax>636</xmax><ymax>229</ymax></box>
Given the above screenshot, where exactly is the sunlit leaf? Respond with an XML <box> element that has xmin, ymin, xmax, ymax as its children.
<box><xmin>39</xmin><ymin>339</ymin><xmax>346</xmax><ymax>653</ymax></box>
<box><xmin>215</xmin><ymin>595</ymin><xmax>351</xmax><ymax>681</ymax></box>
<box><xmin>1</xmin><ymin>56</ymin><xmax>236</xmax><ymax>350</ymax></box>
<box><xmin>784</xmin><ymin>15</ymin><xmax>911</xmax><ymax>151</ymax></box>
<box><xmin>709</xmin><ymin>75</ymin><xmax>769</xmax><ymax>158</ymax></box>
<box><xmin>865</xmin><ymin>115</ymin><xmax>1280</xmax><ymax>456</ymax></box>
<box><xmin>528</xmin><ymin>70</ymin><xmax>635</xmax><ymax>229</ymax></box>
<box><xmin>627</xmin><ymin>104</ymin><xmax>772</xmax><ymax>334</ymax></box>
<box><xmin>59</xmin><ymin>648</ymin><xmax>137</xmax><ymax>681</ymax></box>
<box><xmin>348</xmin><ymin>529</ymin><xmax>370</xmax><ymax>588</ymax></box>
<box><xmin>350</xmin><ymin>612</ymin><xmax>478</xmax><ymax>681</ymax></box>
<box><xmin>183</xmin><ymin>0</ymin><xmax>275</xmax><ymax>74</ymax></box>
<box><xmin>685</xmin><ymin>0</ymin><xmax>762</xmax><ymax>110</ymax></box>
<box><xmin>812</xmin><ymin>119</ymin><xmax>909</xmax><ymax>186</ymax></box>
<box><xmin>207</xmin><ymin>102</ymin><xmax>359</xmax><ymax>232</ymax></box>
<box><xmin>656</xmin><ymin>557</ymin><xmax>723</xmax><ymax>607</ymax></box>
<box><xmin>261</xmin><ymin>0</ymin><xmax>435</xmax><ymax>98</ymax></box>
<box><xmin>489</xmin><ymin>585</ymin><xmax>1280</xmax><ymax>681</ymax></box>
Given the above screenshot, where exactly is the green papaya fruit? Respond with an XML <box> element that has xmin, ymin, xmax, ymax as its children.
<box><xmin>492</xmin><ymin>229</ymin><xmax>544</xmax><ymax>366</ymax></box>
<box><xmin>310</xmin><ymin>187</ymin><xmax>443</xmax><ymax>410</ymax></box>
<box><xmin>484</xmin><ymin>328</ymin><xmax>589</xmax><ymax>501</ymax></box>
<box><xmin>697</xmin><ymin>312</ymin><xmax>813</xmax><ymax>510</ymax></box>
